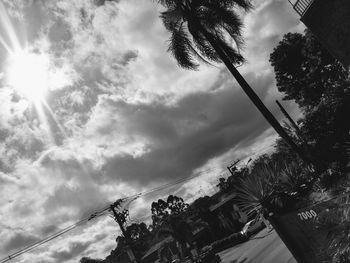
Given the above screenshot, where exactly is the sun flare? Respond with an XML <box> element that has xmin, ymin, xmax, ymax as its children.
<box><xmin>6</xmin><ymin>50</ymin><xmax>50</xmax><ymax>102</ymax></box>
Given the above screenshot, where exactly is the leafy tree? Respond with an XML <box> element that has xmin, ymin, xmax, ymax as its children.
<box><xmin>270</xmin><ymin>30</ymin><xmax>350</xmax><ymax>171</ymax></box>
<box><xmin>151</xmin><ymin>198</ymin><xmax>170</xmax><ymax>226</ymax></box>
<box><xmin>151</xmin><ymin>195</ymin><xmax>188</xmax><ymax>226</ymax></box>
<box><xmin>167</xmin><ymin>195</ymin><xmax>189</xmax><ymax>215</ymax></box>
<box><xmin>270</xmin><ymin>30</ymin><xmax>347</xmax><ymax>109</ymax></box>
<box><xmin>158</xmin><ymin>0</ymin><xmax>307</xmax><ymax>161</ymax></box>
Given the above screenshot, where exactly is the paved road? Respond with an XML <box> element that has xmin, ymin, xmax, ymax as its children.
<box><xmin>218</xmin><ymin>229</ymin><xmax>297</xmax><ymax>263</ymax></box>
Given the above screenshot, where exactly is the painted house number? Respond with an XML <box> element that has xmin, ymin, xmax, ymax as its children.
<box><xmin>297</xmin><ymin>210</ymin><xmax>317</xmax><ymax>221</ymax></box>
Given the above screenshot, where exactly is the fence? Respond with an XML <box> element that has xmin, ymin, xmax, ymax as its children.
<box><xmin>289</xmin><ymin>0</ymin><xmax>315</xmax><ymax>16</ymax></box>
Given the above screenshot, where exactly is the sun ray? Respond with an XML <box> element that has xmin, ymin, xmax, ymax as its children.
<box><xmin>34</xmin><ymin>102</ymin><xmax>57</xmax><ymax>145</ymax></box>
<box><xmin>41</xmin><ymin>100</ymin><xmax>68</xmax><ymax>139</ymax></box>
<box><xmin>0</xmin><ymin>35</ymin><xmax>12</xmax><ymax>53</ymax></box>
<box><xmin>0</xmin><ymin>2</ymin><xmax>22</xmax><ymax>53</ymax></box>
<box><xmin>0</xmin><ymin>3</ymin><xmax>71</xmax><ymax>145</ymax></box>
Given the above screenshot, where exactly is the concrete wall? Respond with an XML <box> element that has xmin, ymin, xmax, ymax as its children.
<box><xmin>301</xmin><ymin>0</ymin><xmax>350</xmax><ymax>67</ymax></box>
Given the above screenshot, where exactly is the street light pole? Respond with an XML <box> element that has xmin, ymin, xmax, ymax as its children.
<box><xmin>227</xmin><ymin>159</ymin><xmax>240</xmax><ymax>176</ymax></box>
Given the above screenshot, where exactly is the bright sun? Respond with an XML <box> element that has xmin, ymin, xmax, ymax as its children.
<box><xmin>6</xmin><ymin>50</ymin><xmax>50</xmax><ymax>102</ymax></box>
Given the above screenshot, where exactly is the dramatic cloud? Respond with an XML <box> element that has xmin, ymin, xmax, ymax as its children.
<box><xmin>0</xmin><ymin>0</ymin><xmax>305</xmax><ymax>262</ymax></box>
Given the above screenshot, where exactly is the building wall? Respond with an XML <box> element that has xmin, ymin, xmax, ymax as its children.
<box><xmin>301</xmin><ymin>0</ymin><xmax>350</xmax><ymax>67</ymax></box>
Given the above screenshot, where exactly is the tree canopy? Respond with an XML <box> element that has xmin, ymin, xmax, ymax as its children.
<box><xmin>151</xmin><ymin>195</ymin><xmax>189</xmax><ymax>226</ymax></box>
<box><xmin>270</xmin><ymin>30</ymin><xmax>348</xmax><ymax>109</ymax></box>
<box><xmin>270</xmin><ymin>30</ymin><xmax>350</xmax><ymax>171</ymax></box>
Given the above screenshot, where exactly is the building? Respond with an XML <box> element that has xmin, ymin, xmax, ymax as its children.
<box><xmin>208</xmin><ymin>193</ymin><xmax>248</xmax><ymax>234</ymax></box>
<box><xmin>141</xmin><ymin>237</ymin><xmax>177</xmax><ymax>263</ymax></box>
<box><xmin>290</xmin><ymin>0</ymin><xmax>350</xmax><ymax>67</ymax></box>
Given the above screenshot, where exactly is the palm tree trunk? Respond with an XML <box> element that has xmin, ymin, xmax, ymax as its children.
<box><xmin>200</xmin><ymin>29</ymin><xmax>310</xmax><ymax>165</ymax></box>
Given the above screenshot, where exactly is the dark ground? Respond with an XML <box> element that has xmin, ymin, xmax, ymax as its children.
<box><xmin>218</xmin><ymin>229</ymin><xmax>297</xmax><ymax>263</ymax></box>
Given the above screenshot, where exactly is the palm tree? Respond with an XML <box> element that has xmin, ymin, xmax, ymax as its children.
<box><xmin>158</xmin><ymin>0</ymin><xmax>308</xmax><ymax>163</ymax></box>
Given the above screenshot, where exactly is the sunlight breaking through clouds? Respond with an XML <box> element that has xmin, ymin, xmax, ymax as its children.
<box><xmin>6</xmin><ymin>50</ymin><xmax>50</xmax><ymax>102</ymax></box>
<box><xmin>0</xmin><ymin>0</ymin><xmax>305</xmax><ymax>262</ymax></box>
<box><xmin>0</xmin><ymin>2</ymin><xmax>75</xmax><ymax>146</ymax></box>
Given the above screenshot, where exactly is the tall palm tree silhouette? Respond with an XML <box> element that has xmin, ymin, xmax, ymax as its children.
<box><xmin>158</xmin><ymin>0</ymin><xmax>308</xmax><ymax>162</ymax></box>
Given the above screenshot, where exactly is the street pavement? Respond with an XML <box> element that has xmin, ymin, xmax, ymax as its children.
<box><xmin>218</xmin><ymin>229</ymin><xmax>297</xmax><ymax>263</ymax></box>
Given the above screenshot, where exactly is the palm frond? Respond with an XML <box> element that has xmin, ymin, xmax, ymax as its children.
<box><xmin>199</xmin><ymin>1</ymin><xmax>244</xmax><ymax>49</ymax></box>
<box><xmin>159</xmin><ymin>0</ymin><xmax>252</xmax><ymax>69</ymax></box>
<box><xmin>163</xmin><ymin>17</ymin><xmax>199</xmax><ymax>69</ymax></box>
<box><xmin>235</xmin><ymin>163</ymin><xmax>280</xmax><ymax>217</ymax></box>
<box><xmin>234</xmin><ymin>161</ymin><xmax>312</xmax><ymax>217</ymax></box>
<box><xmin>278</xmin><ymin>161</ymin><xmax>313</xmax><ymax>194</ymax></box>
<box><xmin>160</xmin><ymin>7</ymin><xmax>183</xmax><ymax>31</ymax></box>
<box><xmin>187</xmin><ymin>42</ymin><xmax>216</xmax><ymax>66</ymax></box>
<box><xmin>214</xmin><ymin>32</ymin><xmax>245</xmax><ymax>64</ymax></box>
<box><xmin>187</xmin><ymin>22</ymin><xmax>221</xmax><ymax>63</ymax></box>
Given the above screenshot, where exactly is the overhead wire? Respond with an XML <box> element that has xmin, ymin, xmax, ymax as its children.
<box><xmin>1</xmin><ymin>148</ymin><xmax>274</xmax><ymax>262</ymax></box>
<box><xmin>0</xmin><ymin>206</ymin><xmax>110</xmax><ymax>263</ymax></box>
<box><xmin>0</xmin><ymin>165</ymin><xmax>226</xmax><ymax>262</ymax></box>
<box><xmin>125</xmin><ymin>164</ymin><xmax>229</xmax><ymax>200</ymax></box>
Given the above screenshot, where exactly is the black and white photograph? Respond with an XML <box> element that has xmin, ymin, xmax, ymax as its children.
<box><xmin>0</xmin><ymin>0</ymin><xmax>349</xmax><ymax>262</ymax></box>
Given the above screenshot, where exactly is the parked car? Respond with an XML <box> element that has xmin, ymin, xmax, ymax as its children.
<box><xmin>240</xmin><ymin>218</ymin><xmax>265</xmax><ymax>237</ymax></box>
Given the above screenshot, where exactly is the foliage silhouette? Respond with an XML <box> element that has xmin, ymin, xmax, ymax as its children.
<box><xmin>217</xmin><ymin>166</ymin><xmax>248</xmax><ymax>193</ymax></box>
<box><xmin>236</xmin><ymin>160</ymin><xmax>314</xmax><ymax>217</ymax></box>
<box><xmin>270</xmin><ymin>30</ymin><xmax>350</xmax><ymax>172</ymax></box>
<box><xmin>151</xmin><ymin>195</ymin><xmax>189</xmax><ymax>226</ymax></box>
<box><xmin>316</xmin><ymin>195</ymin><xmax>350</xmax><ymax>263</ymax></box>
<box><xmin>158</xmin><ymin>0</ymin><xmax>308</xmax><ymax>162</ymax></box>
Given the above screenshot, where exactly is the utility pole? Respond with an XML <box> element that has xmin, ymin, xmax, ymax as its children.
<box><xmin>276</xmin><ymin>100</ymin><xmax>310</xmax><ymax>149</ymax></box>
<box><xmin>276</xmin><ymin>100</ymin><xmax>301</xmax><ymax>134</ymax></box>
<box><xmin>227</xmin><ymin>159</ymin><xmax>240</xmax><ymax>176</ymax></box>
<box><xmin>110</xmin><ymin>200</ymin><xmax>138</xmax><ymax>263</ymax></box>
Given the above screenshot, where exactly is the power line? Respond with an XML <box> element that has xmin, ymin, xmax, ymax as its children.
<box><xmin>0</xmin><ymin>166</ymin><xmax>223</xmax><ymax>262</ymax></box>
<box><xmin>129</xmin><ymin>165</ymin><xmax>226</xmax><ymax>199</ymax></box>
<box><xmin>1</xmin><ymin>150</ymin><xmax>274</xmax><ymax>262</ymax></box>
<box><xmin>0</xmin><ymin>205</ymin><xmax>110</xmax><ymax>263</ymax></box>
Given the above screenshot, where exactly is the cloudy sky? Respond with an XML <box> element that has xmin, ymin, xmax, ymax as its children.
<box><xmin>0</xmin><ymin>0</ymin><xmax>305</xmax><ymax>262</ymax></box>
